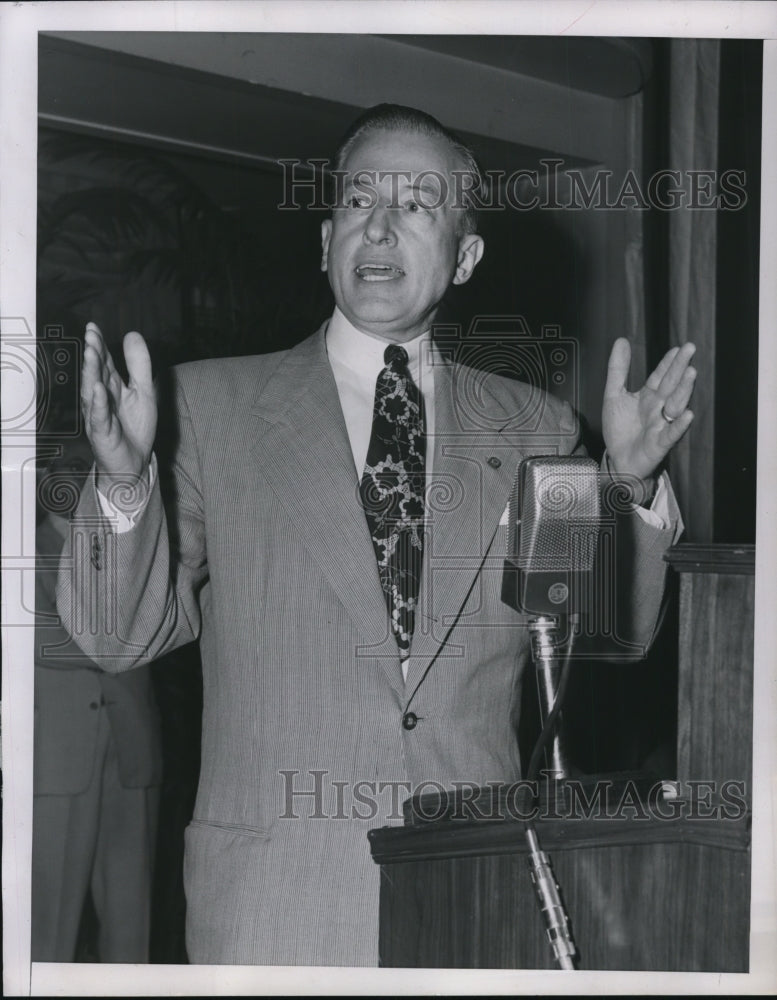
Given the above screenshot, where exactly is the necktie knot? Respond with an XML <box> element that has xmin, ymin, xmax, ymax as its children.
<box><xmin>384</xmin><ymin>344</ymin><xmax>409</xmax><ymax>368</ymax></box>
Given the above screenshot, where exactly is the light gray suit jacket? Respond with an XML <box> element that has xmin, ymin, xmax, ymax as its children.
<box><xmin>58</xmin><ymin>325</ymin><xmax>679</xmax><ymax>966</ymax></box>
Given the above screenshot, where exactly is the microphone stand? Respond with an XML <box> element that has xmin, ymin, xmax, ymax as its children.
<box><xmin>523</xmin><ymin>613</ymin><xmax>579</xmax><ymax>969</ymax></box>
<box><xmin>528</xmin><ymin>614</ymin><xmax>576</xmax><ymax>779</ymax></box>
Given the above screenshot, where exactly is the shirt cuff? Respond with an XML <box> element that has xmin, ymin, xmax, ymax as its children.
<box><xmin>634</xmin><ymin>473</ymin><xmax>671</xmax><ymax>530</ymax></box>
<box><xmin>602</xmin><ymin>451</ymin><xmax>675</xmax><ymax>532</ymax></box>
<box><xmin>95</xmin><ymin>455</ymin><xmax>156</xmax><ymax>533</ymax></box>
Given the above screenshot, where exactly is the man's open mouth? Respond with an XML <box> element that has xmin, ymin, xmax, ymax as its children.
<box><xmin>354</xmin><ymin>264</ymin><xmax>405</xmax><ymax>282</ymax></box>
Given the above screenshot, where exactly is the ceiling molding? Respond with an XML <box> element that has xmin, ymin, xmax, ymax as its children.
<box><xmin>42</xmin><ymin>32</ymin><xmax>628</xmax><ymax>166</ymax></box>
<box><xmin>39</xmin><ymin>35</ymin><xmax>599</xmax><ymax>175</ymax></box>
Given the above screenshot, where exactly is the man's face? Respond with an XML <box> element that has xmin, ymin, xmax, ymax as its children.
<box><xmin>321</xmin><ymin>128</ymin><xmax>484</xmax><ymax>343</ymax></box>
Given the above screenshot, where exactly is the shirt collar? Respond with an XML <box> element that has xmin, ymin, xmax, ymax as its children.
<box><xmin>325</xmin><ymin>307</ymin><xmax>435</xmax><ymax>382</ymax></box>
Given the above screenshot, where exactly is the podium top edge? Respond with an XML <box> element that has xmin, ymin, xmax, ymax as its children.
<box><xmin>664</xmin><ymin>543</ymin><xmax>755</xmax><ymax>574</ymax></box>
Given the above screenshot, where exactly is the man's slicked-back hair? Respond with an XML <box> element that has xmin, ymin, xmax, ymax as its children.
<box><xmin>331</xmin><ymin>103</ymin><xmax>485</xmax><ymax>235</ymax></box>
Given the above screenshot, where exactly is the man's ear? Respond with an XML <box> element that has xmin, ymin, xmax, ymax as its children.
<box><xmin>320</xmin><ymin>219</ymin><xmax>332</xmax><ymax>272</ymax></box>
<box><xmin>453</xmin><ymin>234</ymin><xmax>485</xmax><ymax>285</ymax></box>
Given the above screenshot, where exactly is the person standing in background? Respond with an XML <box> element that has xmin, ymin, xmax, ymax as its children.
<box><xmin>33</xmin><ymin>435</ymin><xmax>162</xmax><ymax>962</ymax></box>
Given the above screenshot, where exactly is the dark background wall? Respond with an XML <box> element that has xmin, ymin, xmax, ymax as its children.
<box><xmin>713</xmin><ymin>41</ymin><xmax>761</xmax><ymax>543</ymax></box>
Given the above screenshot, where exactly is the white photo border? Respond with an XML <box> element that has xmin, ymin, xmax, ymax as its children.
<box><xmin>2</xmin><ymin>2</ymin><xmax>776</xmax><ymax>995</ymax></box>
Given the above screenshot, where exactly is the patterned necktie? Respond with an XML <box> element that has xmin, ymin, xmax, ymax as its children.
<box><xmin>359</xmin><ymin>344</ymin><xmax>426</xmax><ymax>659</ymax></box>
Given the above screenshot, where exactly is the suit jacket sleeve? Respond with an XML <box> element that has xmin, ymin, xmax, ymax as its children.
<box><xmin>56</xmin><ymin>373</ymin><xmax>207</xmax><ymax>671</ymax></box>
<box><xmin>590</xmin><ymin>431</ymin><xmax>682</xmax><ymax>658</ymax></box>
<box><xmin>606</xmin><ymin>473</ymin><xmax>682</xmax><ymax>657</ymax></box>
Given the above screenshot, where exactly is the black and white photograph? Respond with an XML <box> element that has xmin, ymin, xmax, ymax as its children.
<box><xmin>2</xmin><ymin>2</ymin><xmax>776</xmax><ymax>995</ymax></box>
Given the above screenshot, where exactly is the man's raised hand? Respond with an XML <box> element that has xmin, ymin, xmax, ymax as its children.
<box><xmin>602</xmin><ymin>337</ymin><xmax>696</xmax><ymax>486</ymax></box>
<box><xmin>81</xmin><ymin>323</ymin><xmax>157</xmax><ymax>493</ymax></box>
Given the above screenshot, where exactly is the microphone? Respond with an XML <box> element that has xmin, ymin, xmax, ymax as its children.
<box><xmin>501</xmin><ymin>456</ymin><xmax>600</xmax><ymax>620</ymax></box>
<box><xmin>502</xmin><ymin>456</ymin><xmax>601</xmax><ymax>776</ymax></box>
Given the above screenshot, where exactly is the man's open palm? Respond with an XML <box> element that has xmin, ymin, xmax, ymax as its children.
<box><xmin>81</xmin><ymin>322</ymin><xmax>157</xmax><ymax>485</ymax></box>
<box><xmin>602</xmin><ymin>337</ymin><xmax>696</xmax><ymax>482</ymax></box>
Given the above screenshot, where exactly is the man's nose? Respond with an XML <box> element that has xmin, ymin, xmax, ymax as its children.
<box><xmin>363</xmin><ymin>205</ymin><xmax>397</xmax><ymax>245</ymax></box>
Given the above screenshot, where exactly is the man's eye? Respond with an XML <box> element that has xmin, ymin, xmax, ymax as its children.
<box><xmin>347</xmin><ymin>194</ymin><xmax>369</xmax><ymax>209</ymax></box>
<box><xmin>405</xmin><ymin>200</ymin><xmax>421</xmax><ymax>213</ymax></box>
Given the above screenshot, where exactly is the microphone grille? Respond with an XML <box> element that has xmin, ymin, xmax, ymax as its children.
<box><xmin>510</xmin><ymin>457</ymin><xmax>600</xmax><ymax>572</ymax></box>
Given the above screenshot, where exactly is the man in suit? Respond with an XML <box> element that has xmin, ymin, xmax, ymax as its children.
<box><xmin>57</xmin><ymin>104</ymin><xmax>696</xmax><ymax>966</ymax></box>
<box><xmin>33</xmin><ymin>437</ymin><xmax>162</xmax><ymax>962</ymax></box>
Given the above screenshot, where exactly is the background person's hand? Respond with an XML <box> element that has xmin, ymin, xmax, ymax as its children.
<box><xmin>602</xmin><ymin>337</ymin><xmax>696</xmax><ymax>496</ymax></box>
<box><xmin>80</xmin><ymin>323</ymin><xmax>157</xmax><ymax>500</ymax></box>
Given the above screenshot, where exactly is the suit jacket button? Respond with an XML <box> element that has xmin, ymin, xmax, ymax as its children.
<box><xmin>89</xmin><ymin>701</ymin><xmax>99</xmax><ymax>710</ymax></box>
<box><xmin>402</xmin><ymin>712</ymin><xmax>418</xmax><ymax>731</ymax></box>
<box><xmin>487</xmin><ymin>456</ymin><xmax>501</xmax><ymax>469</ymax></box>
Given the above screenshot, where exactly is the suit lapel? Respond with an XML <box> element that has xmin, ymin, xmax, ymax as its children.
<box><xmin>404</xmin><ymin>359</ymin><xmax>528</xmax><ymax>696</ymax></box>
<box><xmin>249</xmin><ymin>328</ymin><xmax>403</xmax><ymax>696</ymax></box>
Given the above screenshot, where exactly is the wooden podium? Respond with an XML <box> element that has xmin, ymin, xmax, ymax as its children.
<box><xmin>368</xmin><ymin>543</ymin><xmax>754</xmax><ymax>971</ymax></box>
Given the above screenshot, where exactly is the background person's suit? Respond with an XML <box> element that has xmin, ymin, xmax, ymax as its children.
<box><xmin>57</xmin><ymin>324</ymin><xmax>681</xmax><ymax>966</ymax></box>
<box><xmin>34</xmin><ymin>512</ymin><xmax>162</xmax><ymax>962</ymax></box>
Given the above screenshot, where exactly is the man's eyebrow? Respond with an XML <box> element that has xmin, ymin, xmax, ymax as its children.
<box><xmin>336</xmin><ymin>172</ymin><xmax>446</xmax><ymax>203</ymax></box>
<box><xmin>341</xmin><ymin>175</ymin><xmax>372</xmax><ymax>190</ymax></box>
<box><xmin>360</xmin><ymin>172</ymin><xmax>442</xmax><ymax>194</ymax></box>
<box><xmin>411</xmin><ymin>176</ymin><xmax>444</xmax><ymax>193</ymax></box>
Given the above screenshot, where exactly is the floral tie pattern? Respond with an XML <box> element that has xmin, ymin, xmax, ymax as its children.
<box><xmin>359</xmin><ymin>344</ymin><xmax>426</xmax><ymax>660</ymax></box>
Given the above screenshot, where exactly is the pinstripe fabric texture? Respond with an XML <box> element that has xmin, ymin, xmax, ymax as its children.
<box><xmin>57</xmin><ymin>324</ymin><xmax>680</xmax><ymax>966</ymax></box>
